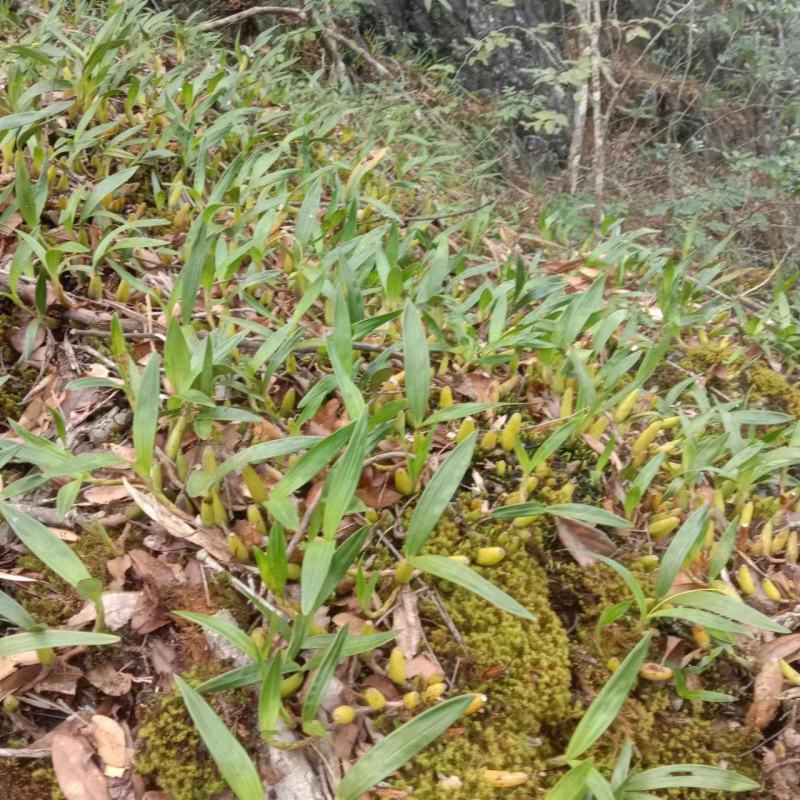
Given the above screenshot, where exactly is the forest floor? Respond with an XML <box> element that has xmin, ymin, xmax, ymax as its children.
<box><xmin>1</xmin><ymin>3</ymin><xmax>800</xmax><ymax>800</ymax></box>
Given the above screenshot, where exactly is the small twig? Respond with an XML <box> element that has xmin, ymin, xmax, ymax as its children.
<box><xmin>403</xmin><ymin>200</ymin><xmax>494</xmax><ymax>223</ymax></box>
<box><xmin>200</xmin><ymin>5</ymin><xmax>305</xmax><ymax>31</ymax></box>
<box><xmin>323</xmin><ymin>26</ymin><xmax>390</xmax><ymax>77</ymax></box>
<box><xmin>0</xmin><ymin>747</ymin><xmax>51</xmax><ymax>759</ymax></box>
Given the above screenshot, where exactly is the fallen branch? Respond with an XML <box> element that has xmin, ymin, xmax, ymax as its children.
<box><xmin>199</xmin><ymin>5</ymin><xmax>305</xmax><ymax>30</ymax></box>
<box><xmin>200</xmin><ymin>4</ymin><xmax>390</xmax><ymax>77</ymax></box>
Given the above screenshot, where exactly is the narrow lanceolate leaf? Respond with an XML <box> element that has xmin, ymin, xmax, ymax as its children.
<box><xmin>0</xmin><ymin>589</ymin><xmax>38</xmax><ymax>630</ymax></box>
<box><xmin>186</xmin><ymin>436</ymin><xmax>320</xmax><ymax>497</ymax></box>
<box><xmin>0</xmin><ymin>501</ymin><xmax>92</xmax><ymax>588</ymax></box>
<box><xmin>133</xmin><ymin>354</ymin><xmax>161</xmax><ymax>480</ymax></box>
<box><xmin>594</xmin><ymin>555</ymin><xmax>648</xmax><ymax>620</ymax></box>
<box><xmin>402</xmin><ymin>300</ymin><xmax>430</xmax><ymax>426</ymax></box>
<box><xmin>302</xmin><ymin>624</ymin><xmax>349</xmax><ymax>730</ymax></box>
<box><xmin>80</xmin><ymin>166</ymin><xmax>139</xmax><ymax>221</ymax></box>
<box><xmin>410</xmin><ymin>554</ymin><xmax>534</xmax><ymax>621</ymax></box>
<box><xmin>668</xmin><ymin>589</ymin><xmax>788</xmax><ymax>633</ymax></box>
<box><xmin>301</xmin><ymin>537</ymin><xmax>337</xmax><ymax>616</ymax></box>
<box><xmin>655</xmin><ymin>504</ymin><xmax>709</xmax><ymax>600</ymax></box>
<box><xmin>174</xmin><ymin>676</ymin><xmax>263</xmax><ymax>800</ymax></box>
<box><xmin>173</xmin><ymin>612</ymin><xmax>260</xmax><ymax>660</ymax></box>
<box><xmin>403</xmin><ymin>432</ymin><xmax>477</xmax><ymax>557</ymax></box>
<box><xmin>270</xmin><ymin>424</ymin><xmax>354</xmax><ymax>499</ymax></box>
<box><xmin>15</xmin><ymin>152</ymin><xmax>38</xmax><ymax>227</ymax></box>
<box><xmin>564</xmin><ymin>631</ymin><xmax>653</xmax><ymax>760</ymax></box>
<box><xmin>0</xmin><ymin>631</ymin><xmax>119</xmax><ymax>659</ymax></box>
<box><xmin>423</xmin><ymin>402</ymin><xmax>498</xmax><ymax>426</ymax></box>
<box><xmin>335</xmin><ymin>694</ymin><xmax>473</xmax><ymax>800</ymax></box>
<box><xmin>623</xmin><ymin>765</ymin><xmax>759</xmax><ymax>792</ymax></box>
<box><xmin>322</xmin><ymin>411</ymin><xmax>369</xmax><ymax>540</ymax></box>
<box><xmin>258</xmin><ymin>656</ymin><xmax>284</xmax><ymax>737</ymax></box>
<box><xmin>0</xmin><ymin>100</ymin><xmax>74</xmax><ymax>133</ymax></box>
<box><xmin>544</xmin><ymin>760</ymin><xmax>594</xmax><ymax>800</ymax></box>
<box><xmin>492</xmin><ymin>502</ymin><xmax>630</xmax><ymax>529</ymax></box>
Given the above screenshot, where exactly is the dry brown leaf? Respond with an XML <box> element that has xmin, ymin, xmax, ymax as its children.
<box><xmin>456</xmin><ymin>372</ymin><xmax>499</xmax><ymax>404</ymax></box>
<box><xmin>83</xmin><ymin>485</ymin><xmax>131</xmax><ymax>505</ymax></box>
<box><xmin>38</xmin><ymin>662</ymin><xmax>82</xmax><ymax>696</ymax></box>
<box><xmin>392</xmin><ymin>586</ymin><xmax>422</xmax><ymax>659</ymax></box>
<box><xmin>86</xmin><ymin>663</ymin><xmax>132</xmax><ymax>697</ymax></box>
<box><xmin>332</xmin><ymin>722</ymin><xmax>359</xmax><ymax>761</ymax></box>
<box><xmin>51</xmin><ymin>731</ymin><xmax>110</xmax><ymax>800</ymax></box>
<box><xmin>555</xmin><ymin>517</ymin><xmax>616</xmax><ymax>567</ymax></box>
<box><xmin>89</xmin><ymin>715</ymin><xmax>129</xmax><ymax>776</ymax></box>
<box><xmin>356</xmin><ymin>478</ymin><xmax>402</xmax><ymax>509</ymax></box>
<box><xmin>405</xmin><ymin>655</ymin><xmax>441</xmax><ymax>682</ymax></box>
<box><xmin>122</xmin><ymin>480</ymin><xmax>194</xmax><ymax>537</ymax></box>
<box><xmin>746</xmin><ymin>633</ymin><xmax>800</xmax><ymax>729</ymax></box>
<box><xmin>0</xmin><ymin>651</ymin><xmax>40</xmax><ymax>682</ymax></box>
<box><xmin>68</xmin><ymin>592</ymin><xmax>142</xmax><ymax>631</ymax></box>
<box><xmin>106</xmin><ymin>554</ymin><xmax>131</xmax><ymax>590</ymax></box>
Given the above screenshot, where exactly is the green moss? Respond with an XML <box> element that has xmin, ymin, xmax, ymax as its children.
<box><xmin>398</xmin><ymin>507</ymin><xmax>573</xmax><ymax>799</ymax></box>
<box><xmin>15</xmin><ymin>527</ymin><xmax>112</xmax><ymax>625</ymax></box>
<box><xmin>135</xmin><ymin>681</ymin><xmax>227</xmax><ymax>800</ymax></box>
<box><xmin>550</xmin><ymin>559</ymin><xmax>760</xmax><ymax>797</ymax></box>
<box><xmin>749</xmin><ymin>363</ymin><xmax>800</xmax><ymax>417</ymax></box>
<box><xmin>681</xmin><ymin>343</ymin><xmax>733</xmax><ymax>374</ymax></box>
<box><xmin>0</xmin><ymin>760</ymin><xmax>61</xmax><ymax>800</ymax></box>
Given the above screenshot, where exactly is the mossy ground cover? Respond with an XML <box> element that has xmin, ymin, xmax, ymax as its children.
<box><xmin>0</xmin><ymin>2</ymin><xmax>799</xmax><ymax>800</ymax></box>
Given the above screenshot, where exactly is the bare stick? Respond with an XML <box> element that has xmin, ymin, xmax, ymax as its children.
<box><xmin>200</xmin><ymin>6</ymin><xmax>305</xmax><ymax>31</ymax></box>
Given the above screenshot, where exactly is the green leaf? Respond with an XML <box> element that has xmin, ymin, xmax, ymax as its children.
<box><xmin>187</xmin><ymin>437</ymin><xmax>320</xmax><ymax>497</ymax></box>
<box><xmin>409</xmin><ymin>554</ymin><xmax>534</xmax><ymax>620</ymax></box>
<box><xmin>655</xmin><ymin>505</ymin><xmax>708</xmax><ymax>600</ymax></box>
<box><xmin>0</xmin><ymin>630</ymin><xmax>119</xmax><ymax>659</ymax></box>
<box><xmin>270</xmin><ymin>424</ymin><xmax>354</xmax><ymax>499</ymax></box>
<box><xmin>404</xmin><ymin>432</ymin><xmax>477</xmax><ymax>556</ymax></box>
<box><xmin>624</xmin><ymin>453</ymin><xmax>664</xmax><ymax>517</ymax></box>
<box><xmin>0</xmin><ymin>589</ymin><xmax>37</xmax><ymax>630</ymax></box>
<box><xmin>564</xmin><ymin>632</ymin><xmax>653</xmax><ymax>760</ymax></box>
<box><xmin>0</xmin><ymin>501</ymin><xmax>92</xmax><ymax>588</ymax></box>
<box><xmin>316</xmin><ymin>525</ymin><xmax>372</xmax><ymax>608</ymax></box>
<box><xmin>648</xmin><ymin>606</ymin><xmax>750</xmax><ymax>636</ymax></box>
<box><xmin>403</xmin><ymin>301</ymin><xmax>430</xmax><ymax>426</ymax></box>
<box><xmin>0</xmin><ymin>100</ymin><xmax>74</xmax><ymax>133</ymax></box>
<box><xmin>422</xmin><ymin>402</ymin><xmax>498</xmax><ymax>426</ymax></box>
<box><xmin>544</xmin><ymin>761</ymin><xmax>594</xmax><ymax>800</ymax></box>
<box><xmin>80</xmin><ymin>166</ymin><xmax>139</xmax><ymax>221</ymax></box>
<box><xmin>301</xmin><ymin>537</ymin><xmax>336</xmax><ymax>616</ymax></box>
<box><xmin>594</xmin><ymin>555</ymin><xmax>648</xmax><ymax>619</ymax></box>
<box><xmin>623</xmin><ymin>765</ymin><xmax>758</xmax><ymax>792</ymax></box>
<box><xmin>295</xmin><ymin>177</ymin><xmax>322</xmax><ymax>247</ymax></box>
<box><xmin>323</xmin><ymin>411</ymin><xmax>369</xmax><ymax>540</ymax></box>
<box><xmin>707</xmin><ymin>516</ymin><xmax>738</xmax><ymax>581</ymax></box>
<box><xmin>174</xmin><ymin>676</ymin><xmax>263</xmax><ymax>800</ymax></box>
<box><xmin>668</xmin><ymin>590</ymin><xmax>788</xmax><ymax>633</ymax></box>
<box><xmin>133</xmin><ymin>354</ymin><xmax>161</xmax><ymax>480</ymax></box>
<box><xmin>14</xmin><ymin>152</ymin><xmax>38</xmax><ymax>227</ymax></box>
<box><xmin>174</xmin><ymin>612</ymin><xmax>261</xmax><ymax>660</ymax></box>
<box><xmin>492</xmin><ymin>502</ymin><xmax>630</xmax><ymax>529</ymax></box>
<box><xmin>258</xmin><ymin>656</ymin><xmax>284</xmax><ymax>737</ymax></box>
<box><xmin>164</xmin><ymin>320</ymin><xmax>193</xmax><ymax>394</ymax></box>
<box><xmin>334</xmin><ymin>694</ymin><xmax>473</xmax><ymax>800</ymax></box>
<box><xmin>302</xmin><ymin>624</ymin><xmax>349</xmax><ymax>730</ymax></box>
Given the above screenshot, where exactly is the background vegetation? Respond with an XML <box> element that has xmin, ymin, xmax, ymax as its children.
<box><xmin>1</xmin><ymin>1</ymin><xmax>800</xmax><ymax>799</ymax></box>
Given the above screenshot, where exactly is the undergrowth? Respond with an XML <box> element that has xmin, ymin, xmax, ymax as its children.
<box><xmin>0</xmin><ymin>3</ymin><xmax>798</xmax><ymax>800</ymax></box>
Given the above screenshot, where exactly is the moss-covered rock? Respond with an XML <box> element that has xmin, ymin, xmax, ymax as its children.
<box><xmin>15</xmin><ymin>527</ymin><xmax>112</xmax><ymax>626</ymax></box>
<box><xmin>135</xmin><ymin>682</ymin><xmax>228</xmax><ymax>800</ymax></box>
<box><xmin>398</xmin><ymin>508</ymin><xmax>573</xmax><ymax>799</ymax></box>
<box><xmin>749</xmin><ymin>363</ymin><xmax>800</xmax><ymax>417</ymax></box>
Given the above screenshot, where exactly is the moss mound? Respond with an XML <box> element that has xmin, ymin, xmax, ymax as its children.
<box><xmin>399</xmin><ymin>508</ymin><xmax>573</xmax><ymax>798</ymax></box>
